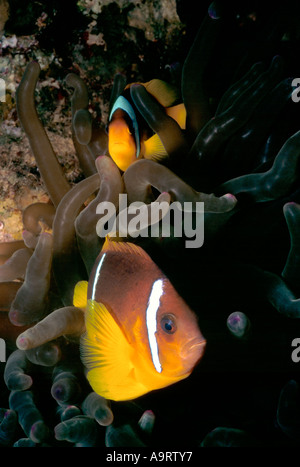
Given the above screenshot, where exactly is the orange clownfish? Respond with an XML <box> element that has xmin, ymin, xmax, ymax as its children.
<box><xmin>73</xmin><ymin>237</ymin><xmax>205</xmax><ymax>401</ymax></box>
<box><xmin>108</xmin><ymin>79</ymin><xmax>187</xmax><ymax>172</ymax></box>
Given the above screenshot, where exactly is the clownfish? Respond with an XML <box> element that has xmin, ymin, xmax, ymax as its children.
<box><xmin>108</xmin><ymin>79</ymin><xmax>187</xmax><ymax>172</ymax></box>
<box><xmin>73</xmin><ymin>237</ymin><xmax>205</xmax><ymax>401</ymax></box>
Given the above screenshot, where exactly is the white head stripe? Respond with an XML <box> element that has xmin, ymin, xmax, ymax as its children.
<box><xmin>91</xmin><ymin>253</ymin><xmax>106</xmax><ymax>301</ymax></box>
<box><xmin>146</xmin><ymin>279</ymin><xmax>164</xmax><ymax>373</ymax></box>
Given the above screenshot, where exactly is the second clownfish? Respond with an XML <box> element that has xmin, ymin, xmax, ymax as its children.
<box><xmin>73</xmin><ymin>237</ymin><xmax>205</xmax><ymax>401</ymax></box>
<box><xmin>108</xmin><ymin>79</ymin><xmax>187</xmax><ymax>171</ymax></box>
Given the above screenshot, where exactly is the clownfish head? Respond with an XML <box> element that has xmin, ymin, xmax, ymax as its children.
<box><xmin>108</xmin><ymin>109</ymin><xmax>138</xmax><ymax>171</ymax></box>
<box><xmin>108</xmin><ymin>95</ymin><xmax>142</xmax><ymax>172</ymax></box>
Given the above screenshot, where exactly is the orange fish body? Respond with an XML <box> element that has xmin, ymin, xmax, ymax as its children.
<box><xmin>74</xmin><ymin>238</ymin><xmax>205</xmax><ymax>401</ymax></box>
<box><xmin>108</xmin><ymin>108</ymin><xmax>138</xmax><ymax>172</ymax></box>
<box><xmin>108</xmin><ymin>79</ymin><xmax>187</xmax><ymax>172</ymax></box>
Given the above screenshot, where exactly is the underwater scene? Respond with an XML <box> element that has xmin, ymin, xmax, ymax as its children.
<box><xmin>1</xmin><ymin>0</ymin><xmax>300</xmax><ymax>449</ymax></box>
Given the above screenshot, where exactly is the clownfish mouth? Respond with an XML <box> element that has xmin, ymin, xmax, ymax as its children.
<box><xmin>111</xmin><ymin>141</ymin><xmax>127</xmax><ymax>146</ymax></box>
<box><xmin>180</xmin><ymin>337</ymin><xmax>206</xmax><ymax>361</ymax></box>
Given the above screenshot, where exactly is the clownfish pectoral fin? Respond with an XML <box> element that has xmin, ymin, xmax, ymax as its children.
<box><xmin>143</xmin><ymin>134</ymin><xmax>168</xmax><ymax>162</ymax></box>
<box><xmin>73</xmin><ymin>280</ymin><xmax>88</xmax><ymax>309</ymax></box>
<box><xmin>81</xmin><ymin>300</ymin><xmax>137</xmax><ymax>400</ymax></box>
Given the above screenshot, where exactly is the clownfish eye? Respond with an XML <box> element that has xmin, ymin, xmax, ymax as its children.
<box><xmin>161</xmin><ymin>314</ymin><xmax>177</xmax><ymax>334</ymax></box>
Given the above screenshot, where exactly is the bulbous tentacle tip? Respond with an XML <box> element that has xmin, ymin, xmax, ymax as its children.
<box><xmin>208</xmin><ymin>1</ymin><xmax>223</xmax><ymax>19</ymax></box>
<box><xmin>16</xmin><ymin>335</ymin><xmax>29</xmax><ymax>350</ymax></box>
<box><xmin>8</xmin><ymin>309</ymin><xmax>23</xmax><ymax>327</ymax></box>
<box><xmin>138</xmin><ymin>410</ymin><xmax>155</xmax><ymax>435</ymax></box>
<box><xmin>4</xmin><ymin>349</ymin><xmax>33</xmax><ymax>391</ymax></box>
<box><xmin>219</xmin><ymin>193</ymin><xmax>238</xmax><ymax>207</ymax></box>
<box><xmin>8</xmin><ymin>374</ymin><xmax>33</xmax><ymax>392</ymax></box>
<box><xmin>51</xmin><ymin>372</ymin><xmax>82</xmax><ymax>404</ymax></box>
<box><xmin>82</xmin><ymin>392</ymin><xmax>114</xmax><ymax>427</ymax></box>
<box><xmin>54</xmin><ymin>416</ymin><xmax>99</xmax><ymax>446</ymax></box>
<box><xmin>5</xmin><ymin>364</ymin><xmax>33</xmax><ymax>391</ymax></box>
<box><xmin>268</xmin><ymin>55</ymin><xmax>284</xmax><ymax>77</ymax></box>
<box><xmin>53</xmin><ymin>421</ymin><xmax>66</xmax><ymax>441</ymax></box>
<box><xmin>73</xmin><ymin>108</ymin><xmax>93</xmax><ymax>145</ymax></box>
<box><xmin>25</xmin><ymin>342</ymin><xmax>62</xmax><ymax>367</ymax></box>
<box><xmin>204</xmin><ymin>192</ymin><xmax>238</xmax><ymax>214</ymax></box>
<box><xmin>51</xmin><ymin>383</ymin><xmax>67</xmax><ymax>402</ymax></box>
<box><xmin>30</xmin><ymin>420</ymin><xmax>50</xmax><ymax>444</ymax></box>
<box><xmin>96</xmin><ymin>154</ymin><xmax>109</xmax><ymax>162</ymax></box>
<box><xmin>283</xmin><ymin>201</ymin><xmax>300</xmax><ymax>217</ymax></box>
<box><xmin>29</xmin><ymin>60</ymin><xmax>40</xmax><ymax>68</ymax></box>
<box><xmin>19</xmin><ymin>61</ymin><xmax>41</xmax><ymax>81</ymax></box>
<box><xmin>65</xmin><ymin>72</ymin><xmax>80</xmax><ymax>88</ymax></box>
<box><xmin>22</xmin><ymin>230</ymin><xmax>38</xmax><ymax>249</ymax></box>
<box><xmin>95</xmin><ymin>410</ymin><xmax>114</xmax><ymax>427</ymax></box>
<box><xmin>95</xmin><ymin>154</ymin><xmax>116</xmax><ymax>169</ymax></box>
<box><xmin>60</xmin><ymin>405</ymin><xmax>82</xmax><ymax>422</ymax></box>
<box><xmin>227</xmin><ymin>311</ymin><xmax>251</xmax><ymax>339</ymax></box>
<box><xmin>0</xmin><ymin>409</ymin><xmax>18</xmax><ymax>446</ymax></box>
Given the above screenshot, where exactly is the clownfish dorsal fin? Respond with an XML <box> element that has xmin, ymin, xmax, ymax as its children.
<box><xmin>73</xmin><ymin>280</ymin><xmax>88</xmax><ymax>309</ymax></box>
<box><xmin>143</xmin><ymin>79</ymin><xmax>180</xmax><ymax>107</ymax></box>
<box><xmin>102</xmin><ymin>236</ymin><xmax>150</xmax><ymax>260</ymax></box>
